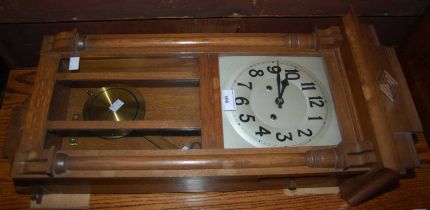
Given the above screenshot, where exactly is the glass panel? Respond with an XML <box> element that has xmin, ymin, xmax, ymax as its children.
<box><xmin>45</xmin><ymin>56</ymin><xmax>201</xmax><ymax>150</ymax></box>
<box><xmin>218</xmin><ymin>55</ymin><xmax>342</xmax><ymax>148</ymax></box>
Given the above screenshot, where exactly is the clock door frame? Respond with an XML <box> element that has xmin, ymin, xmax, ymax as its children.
<box><xmin>9</xmin><ymin>11</ymin><xmax>421</xmax><ymax>206</ymax></box>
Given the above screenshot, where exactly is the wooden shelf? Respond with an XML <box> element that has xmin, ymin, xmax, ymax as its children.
<box><xmin>56</xmin><ymin>71</ymin><xmax>199</xmax><ymax>82</ymax></box>
<box><xmin>46</xmin><ymin>120</ymin><xmax>201</xmax><ymax>131</ymax></box>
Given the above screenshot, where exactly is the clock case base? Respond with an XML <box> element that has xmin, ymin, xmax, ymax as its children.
<box><xmin>5</xmin><ymin>11</ymin><xmax>422</xmax><ymax>206</ymax></box>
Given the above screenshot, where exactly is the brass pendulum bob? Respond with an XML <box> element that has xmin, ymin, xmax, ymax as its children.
<box><xmin>82</xmin><ymin>87</ymin><xmax>145</xmax><ymax>138</ymax></box>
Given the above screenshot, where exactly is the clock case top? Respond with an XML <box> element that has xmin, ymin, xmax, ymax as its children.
<box><xmin>6</xmin><ymin>11</ymin><xmax>422</xmax><ymax>206</ymax></box>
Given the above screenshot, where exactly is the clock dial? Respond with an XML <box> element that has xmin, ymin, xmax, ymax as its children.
<box><xmin>220</xmin><ymin>56</ymin><xmax>341</xmax><ymax>148</ymax></box>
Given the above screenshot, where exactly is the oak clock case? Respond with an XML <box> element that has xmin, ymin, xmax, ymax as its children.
<box><xmin>220</xmin><ymin>56</ymin><xmax>342</xmax><ymax>148</ymax></box>
<box><xmin>6</xmin><ymin>12</ymin><xmax>422</xmax><ymax>207</ymax></box>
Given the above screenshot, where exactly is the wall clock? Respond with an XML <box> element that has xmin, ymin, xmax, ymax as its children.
<box><xmin>5</xmin><ymin>11</ymin><xmax>422</xmax><ymax>206</ymax></box>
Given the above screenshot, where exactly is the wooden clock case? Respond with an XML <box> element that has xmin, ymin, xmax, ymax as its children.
<box><xmin>6</xmin><ymin>11</ymin><xmax>422</xmax><ymax>206</ymax></box>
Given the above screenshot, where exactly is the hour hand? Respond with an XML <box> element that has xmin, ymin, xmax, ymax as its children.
<box><xmin>279</xmin><ymin>78</ymin><xmax>289</xmax><ymax>98</ymax></box>
<box><xmin>276</xmin><ymin>78</ymin><xmax>289</xmax><ymax>108</ymax></box>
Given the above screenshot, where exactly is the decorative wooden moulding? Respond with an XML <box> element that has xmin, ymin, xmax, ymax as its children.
<box><xmin>5</xmin><ymin>11</ymin><xmax>422</xmax><ymax>206</ymax></box>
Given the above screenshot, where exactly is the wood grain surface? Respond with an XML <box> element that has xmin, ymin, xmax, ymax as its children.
<box><xmin>1</xmin><ymin>69</ymin><xmax>430</xmax><ymax>209</ymax></box>
<box><xmin>0</xmin><ymin>0</ymin><xmax>428</xmax><ymax>23</ymax></box>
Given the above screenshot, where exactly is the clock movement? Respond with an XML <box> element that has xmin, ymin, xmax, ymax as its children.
<box><xmin>5</xmin><ymin>11</ymin><xmax>422</xmax><ymax>206</ymax></box>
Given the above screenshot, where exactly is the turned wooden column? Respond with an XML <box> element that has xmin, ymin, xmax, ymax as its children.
<box><xmin>51</xmin><ymin>30</ymin><xmax>319</xmax><ymax>52</ymax></box>
<box><xmin>51</xmin><ymin>148</ymin><xmax>341</xmax><ymax>176</ymax></box>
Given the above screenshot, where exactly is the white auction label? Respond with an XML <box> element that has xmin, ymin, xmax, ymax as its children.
<box><xmin>68</xmin><ymin>56</ymin><xmax>80</xmax><ymax>71</ymax></box>
<box><xmin>222</xmin><ymin>90</ymin><xmax>236</xmax><ymax>111</ymax></box>
<box><xmin>109</xmin><ymin>99</ymin><xmax>125</xmax><ymax>112</ymax></box>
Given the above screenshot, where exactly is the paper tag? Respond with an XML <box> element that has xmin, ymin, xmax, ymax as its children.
<box><xmin>109</xmin><ymin>99</ymin><xmax>125</xmax><ymax>112</ymax></box>
<box><xmin>222</xmin><ymin>90</ymin><xmax>236</xmax><ymax>111</ymax></box>
<box><xmin>68</xmin><ymin>56</ymin><xmax>80</xmax><ymax>71</ymax></box>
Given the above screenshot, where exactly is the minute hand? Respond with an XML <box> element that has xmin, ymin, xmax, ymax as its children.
<box><xmin>267</xmin><ymin>62</ymin><xmax>283</xmax><ymax>100</ymax></box>
<box><xmin>276</xmin><ymin>72</ymin><xmax>281</xmax><ymax>98</ymax></box>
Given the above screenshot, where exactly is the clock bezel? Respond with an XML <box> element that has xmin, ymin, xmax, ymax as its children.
<box><xmin>219</xmin><ymin>55</ymin><xmax>343</xmax><ymax>148</ymax></box>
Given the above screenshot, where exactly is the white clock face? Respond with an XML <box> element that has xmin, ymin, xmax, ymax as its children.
<box><xmin>219</xmin><ymin>56</ymin><xmax>342</xmax><ymax>148</ymax></box>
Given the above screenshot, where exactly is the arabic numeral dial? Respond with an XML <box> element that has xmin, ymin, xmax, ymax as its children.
<box><xmin>225</xmin><ymin>59</ymin><xmax>332</xmax><ymax>148</ymax></box>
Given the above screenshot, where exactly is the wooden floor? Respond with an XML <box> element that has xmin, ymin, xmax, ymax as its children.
<box><xmin>1</xmin><ymin>69</ymin><xmax>429</xmax><ymax>209</ymax></box>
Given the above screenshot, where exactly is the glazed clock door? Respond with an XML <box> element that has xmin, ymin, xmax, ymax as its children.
<box><xmin>219</xmin><ymin>56</ymin><xmax>342</xmax><ymax>148</ymax></box>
